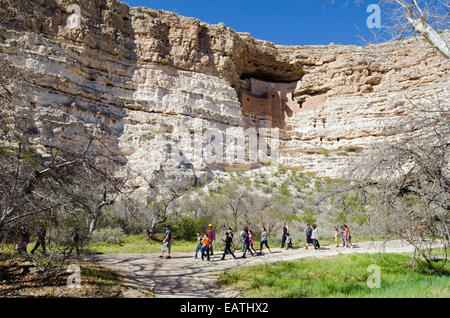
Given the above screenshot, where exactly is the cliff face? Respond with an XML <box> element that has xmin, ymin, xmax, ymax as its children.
<box><xmin>1</xmin><ymin>0</ymin><xmax>449</xmax><ymax>196</ymax></box>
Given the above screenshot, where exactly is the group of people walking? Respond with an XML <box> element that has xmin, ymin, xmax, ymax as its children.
<box><xmin>186</xmin><ymin>221</ymin><xmax>327</xmax><ymax>262</ymax></box>
<box><xmin>193</xmin><ymin>224</ymin><xmax>217</xmax><ymax>261</ymax></box>
<box><xmin>15</xmin><ymin>222</ymin><xmax>353</xmax><ymax>260</ymax></box>
<box><xmin>305</xmin><ymin>224</ymin><xmax>353</xmax><ymax>250</ymax></box>
<box><xmin>305</xmin><ymin>224</ymin><xmax>320</xmax><ymax>250</ymax></box>
<box><xmin>334</xmin><ymin>225</ymin><xmax>353</xmax><ymax>248</ymax></box>
<box><xmin>172</xmin><ymin>222</ymin><xmax>355</xmax><ymax>261</ymax></box>
<box><xmin>239</xmin><ymin>226</ymin><xmax>272</xmax><ymax>259</ymax></box>
<box><xmin>185</xmin><ymin>225</ymin><xmax>273</xmax><ymax>261</ymax></box>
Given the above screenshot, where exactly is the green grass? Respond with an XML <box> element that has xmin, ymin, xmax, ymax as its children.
<box><xmin>84</xmin><ymin>234</ymin><xmax>198</xmax><ymax>254</ymax></box>
<box><xmin>217</xmin><ymin>253</ymin><xmax>450</xmax><ymax>298</ymax></box>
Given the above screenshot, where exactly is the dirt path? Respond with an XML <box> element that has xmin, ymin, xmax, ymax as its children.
<box><xmin>83</xmin><ymin>240</ymin><xmax>417</xmax><ymax>298</ymax></box>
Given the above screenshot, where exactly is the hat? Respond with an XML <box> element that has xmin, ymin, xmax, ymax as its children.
<box><xmin>208</xmin><ymin>224</ymin><xmax>212</xmax><ymax>227</ymax></box>
<box><xmin>165</xmin><ymin>224</ymin><xmax>170</xmax><ymax>227</ymax></box>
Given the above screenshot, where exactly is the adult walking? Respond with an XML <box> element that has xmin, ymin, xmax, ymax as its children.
<box><xmin>305</xmin><ymin>224</ymin><xmax>313</xmax><ymax>249</ymax></box>
<box><xmin>259</xmin><ymin>227</ymin><xmax>271</xmax><ymax>255</ymax></box>
<box><xmin>207</xmin><ymin>224</ymin><xmax>216</xmax><ymax>256</ymax></box>
<box><xmin>31</xmin><ymin>225</ymin><xmax>47</xmax><ymax>255</ymax></box>
<box><xmin>16</xmin><ymin>228</ymin><xmax>30</xmax><ymax>254</ymax></box>
<box><xmin>159</xmin><ymin>224</ymin><xmax>172</xmax><ymax>259</ymax></box>
<box><xmin>344</xmin><ymin>225</ymin><xmax>353</xmax><ymax>248</ymax></box>
<box><xmin>281</xmin><ymin>221</ymin><xmax>289</xmax><ymax>248</ymax></box>
<box><xmin>221</xmin><ymin>228</ymin><xmax>236</xmax><ymax>260</ymax></box>
<box><xmin>312</xmin><ymin>224</ymin><xmax>320</xmax><ymax>250</ymax></box>
<box><xmin>240</xmin><ymin>227</ymin><xmax>248</xmax><ymax>252</ymax></box>
<box><xmin>72</xmin><ymin>226</ymin><xmax>81</xmax><ymax>255</ymax></box>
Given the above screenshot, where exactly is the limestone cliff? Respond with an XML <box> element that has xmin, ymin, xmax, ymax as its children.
<box><xmin>0</xmin><ymin>0</ymin><xmax>448</xmax><ymax>197</ymax></box>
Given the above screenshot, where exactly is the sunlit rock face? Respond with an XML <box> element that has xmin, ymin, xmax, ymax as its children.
<box><xmin>1</xmin><ymin>0</ymin><xmax>448</xmax><ymax>197</ymax></box>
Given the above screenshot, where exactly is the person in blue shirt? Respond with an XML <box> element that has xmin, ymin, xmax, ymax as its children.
<box><xmin>194</xmin><ymin>232</ymin><xmax>203</xmax><ymax>259</ymax></box>
<box><xmin>159</xmin><ymin>224</ymin><xmax>172</xmax><ymax>259</ymax></box>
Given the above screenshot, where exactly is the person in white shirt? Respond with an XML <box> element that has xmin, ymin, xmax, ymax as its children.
<box><xmin>311</xmin><ymin>224</ymin><xmax>320</xmax><ymax>250</ymax></box>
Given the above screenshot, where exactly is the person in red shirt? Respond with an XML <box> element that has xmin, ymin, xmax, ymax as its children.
<box><xmin>206</xmin><ymin>224</ymin><xmax>215</xmax><ymax>256</ymax></box>
<box><xmin>201</xmin><ymin>234</ymin><xmax>211</xmax><ymax>261</ymax></box>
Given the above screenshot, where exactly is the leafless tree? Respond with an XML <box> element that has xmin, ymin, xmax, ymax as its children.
<box><xmin>341</xmin><ymin>96</ymin><xmax>449</xmax><ymax>270</ymax></box>
<box><xmin>116</xmin><ymin>162</ymin><xmax>197</xmax><ymax>239</ymax></box>
<box><xmin>351</xmin><ymin>0</ymin><xmax>450</xmax><ymax>58</ymax></box>
<box><xmin>176</xmin><ymin>176</ymin><xmax>294</xmax><ymax>239</ymax></box>
<box><xmin>323</xmin><ymin>0</ymin><xmax>450</xmax><ymax>270</ymax></box>
<box><xmin>0</xmin><ymin>0</ymin><xmax>137</xmax><ymax>247</ymax></box>
<box><xmin>220</xmin><ymin>182</ymin><xmax>249</xmax><ymax>233</ymax></box>
<box><xmin>383</xmin><ymin>0</ymin><xmax>449</xmax><ymax>58</ymax></box>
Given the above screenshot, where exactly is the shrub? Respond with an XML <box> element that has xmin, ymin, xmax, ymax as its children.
<box><xmin>90</xmin><ymin>227</ymin><xmax>125</xmax><ymax>244</ymax></box>
<box><xmin>172</xmin><ymin>217</ymin><xmax>212</xmax><ymax>241</ymax></box>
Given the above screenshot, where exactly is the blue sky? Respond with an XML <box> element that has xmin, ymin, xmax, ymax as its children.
<box><xmin>122</xmin><ymin>0</ymin><xmax>381</xmax><ymax>45</ymax></box>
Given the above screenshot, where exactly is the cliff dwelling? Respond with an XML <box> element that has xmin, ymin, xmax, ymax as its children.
<box><xmin>239</xmin><ymin>78</ymin><xmax>301</xmax><ymax>129</ymax></box>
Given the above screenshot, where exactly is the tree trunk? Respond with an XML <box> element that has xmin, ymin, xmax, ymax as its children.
<box><xmin>146</xmin><ymin>228</ymin><xmax>153</xmax><ymax>240</ymax></box>
<box><xmin>88</xmin><ymin>212</ymin><xmax>99</xmax><ymax>235</ymax></box>
<box><xmin>88</xmin><ymin>200</ymin><xmax>114</xmax><ymax>235</ymax></box>
<box><xmin>407</xmin><ymin>16</ymin><xmax>450</xmax><ymax>59</ymax></box>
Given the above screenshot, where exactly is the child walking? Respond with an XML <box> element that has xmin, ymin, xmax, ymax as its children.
<box><xmin>201</xmin><ymin>234</ymin><xmax>211</xmax><ymax>261</ymax></box>
<box><xmin>285</xmin><ymin>231</ymin><xmax>292</xmax><ymax>250</ymax></box>
<box><xmin>194</xmin><ymin>232</ymin><xmax>203</xmax><ymax>259</ymax></box>
<box><xmin>248</xmin><ymin>230</ymin><xmax>257</xmax><ymax>254</ymax></box>
<box><xmin>241</xmin><ymin>229</ymin><xmax>254</xmax><ymax>258</ymax></box>
<box><xmin>333</xmin><ymin>226</ymin><xmax>339</xmax><ymax>247</ymax></box>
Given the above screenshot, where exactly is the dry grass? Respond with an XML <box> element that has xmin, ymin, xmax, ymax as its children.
<box><xmin>0</xmin><ymin>256</ymin><xmax>154</xmax><ymax>298</ymax></box>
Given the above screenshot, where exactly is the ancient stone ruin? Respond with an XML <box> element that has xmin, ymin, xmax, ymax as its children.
<box><xmin>240</xmin><ymin>78</ymin><xmax>299</xmax><ymax>129</ymax></box>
